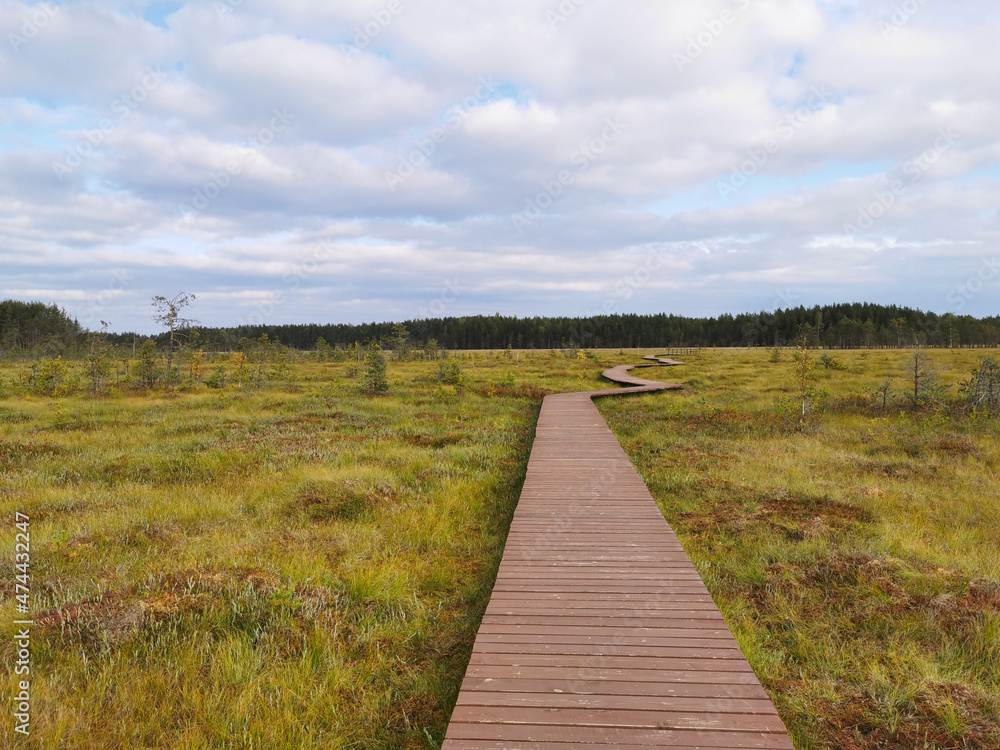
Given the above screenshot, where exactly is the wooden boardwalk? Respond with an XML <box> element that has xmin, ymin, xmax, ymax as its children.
<box><xmin>441</xmin><ymin>360</ymin><xmax>793</xmax><ymax>749</ymax></box>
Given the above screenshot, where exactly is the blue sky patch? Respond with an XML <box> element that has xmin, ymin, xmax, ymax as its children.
<box><xmin>143</xmin><ymin>2</ymin><xmax>183</xmax><ymax>30</ymax></box>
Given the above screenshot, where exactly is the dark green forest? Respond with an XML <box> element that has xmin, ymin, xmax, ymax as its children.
<box><xmin>0</xmin><ymin>300</ymin><xmax>84</xmax><ymax>354</ymax></box>
<box><xmin>1</xmin><ymin>298</ymin><xmax>997</xmax><ymax>358</ymax></box>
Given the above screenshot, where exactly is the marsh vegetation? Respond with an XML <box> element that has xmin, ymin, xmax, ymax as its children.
<box><xmin>1</xmin><ymin>346</ymin><xmax>997</xmax><ymax>748</ymax></box>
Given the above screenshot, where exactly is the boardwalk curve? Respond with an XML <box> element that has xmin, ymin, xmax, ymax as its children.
<box><xmin>441</xmin><ymin>357</ymin><xmax>793</xmax><ymax>749</ymax></box>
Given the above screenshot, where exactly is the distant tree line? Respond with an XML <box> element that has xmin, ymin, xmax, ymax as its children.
<box><xmin>2</xmin><ymin>298</ymin><xmax>998</xmax><ymax>416</ymax></box>
<box><xmin>114</xmin><ymin>303</ymin><xmax>999</xmax><ymax>352</ymax></box>
<box><xmin>1</xmin><ymin>299</ymin><xmax>998</xmax><ymax>359</ymax></box>
<box><xmin>0</xmin><ymin>300</ymin><xmax>83</xmax><ymax>355</ymax></box>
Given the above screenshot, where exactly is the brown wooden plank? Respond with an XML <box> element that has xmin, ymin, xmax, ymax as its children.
<box><xmin>455</xmin><ymin>691</ymin><xmax>780</xmax><ymax>714</ymax></box>
<box><xmin>467</xmin><ymin>654</ymin><xmax>756</xmax><ymax>672</ymax></box>
<box><xmin>470</xmin><ymin>643</ymin><xmax>745</xmax><ymax>659</ymax></box>
<box><xmin>488</xmin><ymin>590</ymin><xmax>714</xmax><ymax>598</ymax></box>
<box><xmin>476</xmin><ymin>624</ymin><xmax>738</xmax><ymax>640</ymax></box>
<box><xmin>457</xmin><ymin>677</ymin><xmax>772</xmax><ymax>700</ymax></box>
<box><xmin>485</xmin><ymin>603</ymin><xmax>723</xmax><ymax>614</ymax></box>
<box><xmin>464</xmin><ymin>665</ymin><xmax>764</xmax><ymax>685</ymax></box>
<box><xmin>471</xmin><ymin>633</ymin><xmax>743</xmax><ymax>649</ymax></box>
<box><xmin>443</xmin><ymin>743</ymin><xmax>776</xmax><ymax>750</ymax></box>
<box><xmin>446</xmin><ymin>724</ymin><xmax>793</xmax><ymax>748</ymax></box>
<box><xmin>440</xmin><ymin>363</ymin><xmax>792</xmax><ymax>748</ymax></box>
<box><xmin>479</xmin><ymin>616</ymin><xmax>726</xmax><ymax>629</ymax></box>
<box><xmin>449</xmin><ymin>705</ymin><xmax>788</xmax><ymax>732</ymax></box>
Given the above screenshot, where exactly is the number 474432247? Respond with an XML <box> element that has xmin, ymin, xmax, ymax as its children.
<box><xmin>14</xmin><ymin>512</ymin><xmax>30</xmax><ymax>608</ymax></box>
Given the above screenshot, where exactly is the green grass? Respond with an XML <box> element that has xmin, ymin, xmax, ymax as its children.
<box><xmin>2</xmin><ymin>347</ymin><xmax>998</xmax><ymax>748</ymax></box>
<box><xmin>598</xmin><ymin>347</ymin><xmax>1000</xmax><ymax>749</ymax></box>
<box><xmin>0</xmin><ymin>354</ymin><xmax>586</xmax><ymax>749</ymax></box>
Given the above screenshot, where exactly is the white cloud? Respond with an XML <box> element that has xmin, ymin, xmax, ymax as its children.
<box><xmin>1</xmin><ymin>0</ymin><xmax>999</xmax><ymax>332</ymax></box>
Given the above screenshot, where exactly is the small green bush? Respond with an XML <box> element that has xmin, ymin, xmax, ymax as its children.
<box><xmin>437</xmin><ymin>360</ymin><xmax>463</xmax><ymax>386</ymax></box>
<box><xmin>204</xmin><ymin>367</ymin><xmax>226</xmax><ymax>389</ymax></box>
<box><xmin>820</xmin><ymin>353</ymin><xmax>848</xmax><ymax>371</ymax></box>
<box><xmin>362</xmin><ymin>345</ymin><xmax>389</xmax><ymax>395</ymax></box>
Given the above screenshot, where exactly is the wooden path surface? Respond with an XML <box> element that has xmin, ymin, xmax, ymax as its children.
<box><xmin>441</xmin><ymin>358</ymin><xmax>793</xmax><ymax>749</ymax></box>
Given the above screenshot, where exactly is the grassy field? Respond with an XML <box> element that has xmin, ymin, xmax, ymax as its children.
<box><xmin>0</xmin><ymin>353</ymin><xmax>590</xmax><ymax>749</ymax></box>
<box><xmin>2</xmin><ymin>347</ymin><xmax>998</xmax><ymax>748</ymax></box>
<box><xmin>600</xmin><ymin>348</ymin><xmax>1000</xmax><ymax>750</ymax></box>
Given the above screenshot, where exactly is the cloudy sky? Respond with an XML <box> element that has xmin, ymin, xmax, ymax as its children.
<box><xmin>2</xmin><ymin>0</ymin><xmax>998</xmax><ymax>333</ymax></box>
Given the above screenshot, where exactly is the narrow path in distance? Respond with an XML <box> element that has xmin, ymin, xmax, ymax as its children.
<box><xmin>441</xmin><ymin>356</ymin><xmax>793</xmax><ymax>749</ymax></box>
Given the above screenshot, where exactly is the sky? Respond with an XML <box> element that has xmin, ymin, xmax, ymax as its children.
<box><xmin>2</xmin><ymin>0</ymin><xmax>999</xmax><ymax>334</ymax></box>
